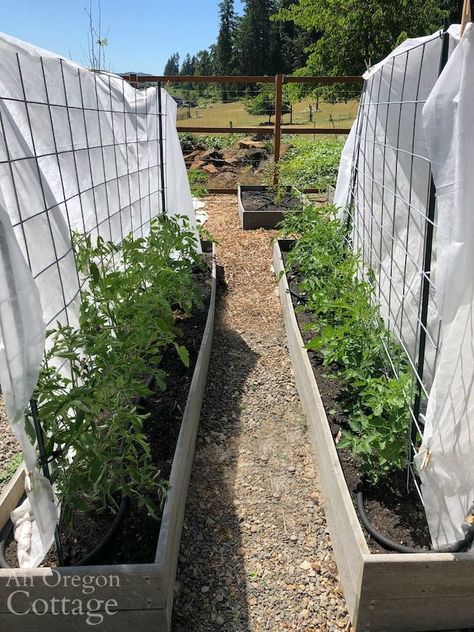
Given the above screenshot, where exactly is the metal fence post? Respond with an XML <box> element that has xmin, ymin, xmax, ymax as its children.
<box><xmin>157</xmin><ymin>82</ymin><xmax>167</xmax><ymax>215</ymax></box>
<box><xmin>30</xmin><ymin>399</ymin><xmax>64</xmax><ymax>566</ymax></box>
<box><xmin>411</xmin><ymin>27</ymin><xmax>450</xmax><ymax>451</ymax></box>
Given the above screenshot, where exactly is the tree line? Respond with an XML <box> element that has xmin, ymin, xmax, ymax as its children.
<box><xmin>163</xmin><ymin>0</ymin><xmax>462</xmax><ymax>80</ymax></box>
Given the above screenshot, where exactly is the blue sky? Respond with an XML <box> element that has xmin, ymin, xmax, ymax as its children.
<box><xmin>2</xmin><ymin>0</ymin><xmax>244</xmax><ymax>74</ymax></box>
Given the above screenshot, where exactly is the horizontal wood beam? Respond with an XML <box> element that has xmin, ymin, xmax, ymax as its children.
<box><xmin>206</xmin><ymin>187</ymin><xmax>328</xmax><ymax>195</ymax></box>
<box><xmin>123</xmin><ymin>75</ymin><xmax>275</xmax><ymax>84</ymax></box>
<box><xmin>122</xmin><ymin>74</ymin><xmax>363</xmax><ymax>86</ymax></box>
<box><xmin>177</xmin><ymin>126</ymin><xmax>273</xmax><ymax>134</ymax></box>
<box><xmin>177</xmin><ymin>126</ymin><xmax>351</xmax><ymax>135</ymax></box>
<box><xmin>207</xmin><ymin>188</ymin><xmax>239</xmax><ymax>194</ymax></box>
<box><xmin>283</xmin><ymin>75</ymin><xmax>363</xmax><ymax>85</ymax></box>
<box><xmin>281</xmin><ymin>127</ymin><xmax>352</xmax><ymax>135</ymax></box>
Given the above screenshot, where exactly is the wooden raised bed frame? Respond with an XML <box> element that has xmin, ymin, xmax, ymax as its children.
<box><xmin>0</xmin><ymin>243</ymin><xmax>217</xmax><ymax>632</ymax></box>
<box><xmin>237</xmin><ymin>184</ymin><xmax>307</xmax><ymax>230</ymax></box>
<box><xmin>274</xmin><ymin>239</ymin><xmax>474</xmax><ymax>632</ymax></box>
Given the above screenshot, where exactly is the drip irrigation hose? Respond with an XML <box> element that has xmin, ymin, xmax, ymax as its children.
<box><xmin>0</xmin><ymin>495</ymin><xmax>128</xmax><ymax>569</ymax></box>
<box><xmin>288</xmin><ymin>288</ymin><xmax>307</xmax><ymax>304</ymax></box>
<box><xmin>356</xmin><ymin>487</ymin><xmax>474</xmax><ymax>554</ymax></box>
<box><xmin>76</xmin><ymin>495</ymin><xmax>128</xmax><ymax>566</ymax></box>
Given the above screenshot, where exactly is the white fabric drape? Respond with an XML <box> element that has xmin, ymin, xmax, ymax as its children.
<box><xmin>417</xmin><ymin>23</ymin><xmax>474</xmax><ymax>547</ymax></box>
<box><xmin>334</xmin><ymin>25</ymin><xmax>474</xmax><ymax>547</ymax></box>
<box><xmin>0</xmin><ymin>32</ymin><xmax>196</xmax><ymax>566</ymax></box>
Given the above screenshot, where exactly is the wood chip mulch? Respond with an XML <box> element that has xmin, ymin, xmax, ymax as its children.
<box><xmin>0</xmin><ymin>397</ymin><xmax>20</xmax><ymax>494</ymax></box>
<box><xmin>173</xmin><ymin>195</ymin><xmax>351</xmax><ymax>631</ymax></box>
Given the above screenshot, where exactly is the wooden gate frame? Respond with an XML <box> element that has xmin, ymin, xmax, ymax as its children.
<box><xmin>121</xmin><ymin>73</ymin><xmax>362</xmax><ymax>191</ymax></box>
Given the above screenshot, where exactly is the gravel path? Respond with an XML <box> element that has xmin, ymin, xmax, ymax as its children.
<box><xmin>173</xmin><ymin>195</ymin><xmax>350</xmax><ymax>631</ymax></box>
<box><xmin>0</xmin><ymin>396</ymin><xmax>20</xmax><ymax>493</ymax></box>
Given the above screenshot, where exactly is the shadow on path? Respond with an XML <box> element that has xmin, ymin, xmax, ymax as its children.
<box><xmin>173</xmin><ymin>272</ymin><xmax>259</xmax><ymax>630</ymax></box>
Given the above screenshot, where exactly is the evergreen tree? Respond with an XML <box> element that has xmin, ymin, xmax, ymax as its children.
<box><xmin>216</xmin><ymin>0</ymin><xmax>236</xmax><ymax>74</ymax></box>
<box><xmin>163</xmin><ymin>52</ymin><xmax>180</xmax><ymax>76</ymax></box>
<box><xmin>216</xmin><ymin>0</ymin><xmax>237</xmax><ymax>100</ymax></box>
<box><xmin>237</xmin><ymin>0</ymin><xmax>277</xmax><ymax>75</ymax></box>
<box><xmin>194</xmin><ymin>49</ymin><xmax>215</xmax><ymax>76</ymax></box>
<box><xmin>194</xmin><ymin>48</ymin><xmax>217</xmax><ymax>97</ymax></box>
<box><xmin>180</xmin><ymin>53</ymin><xmax>195</xmax><ymax>76</ymax></box>
<box><xmin>274</xmin><ymin>0</ymin><xmax>312</xmax><ymax>73</ymax></box>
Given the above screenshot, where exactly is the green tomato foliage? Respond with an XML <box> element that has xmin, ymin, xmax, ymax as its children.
<box><xmin>33</xmin><ymin>215</ymin><xmax>203</xmax><ymax>525</ymax></box>
<box><xmin>279</xmin><ymin>205</ymin><xmax>413</xmax><ymax>482</ymax></box>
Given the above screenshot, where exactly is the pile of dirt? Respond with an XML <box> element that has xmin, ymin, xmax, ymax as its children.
<box><xmin>183</xmin><ymin>137</ymin><xmax>271</xmax><ymax>187</ymax></box>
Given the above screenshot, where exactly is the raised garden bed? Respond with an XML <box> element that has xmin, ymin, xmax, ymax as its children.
<box><xmin>237</xmin><ymin>184</ymin><xmax>307</xmax><ymax>230</ymax></box>
<box><xmin>327</xmin><ymin>184</ymin><xmax>335</xmax><ymax>204</ymax></box>
<box><xmin>274</xmin><ymin>238</ymin><xmax>474</xmax><ymax>632</ymax></box>
<box><xmin>0</xmin><ymin>242</ymin><xmax>217</xmax><ymax>631</ymax></box>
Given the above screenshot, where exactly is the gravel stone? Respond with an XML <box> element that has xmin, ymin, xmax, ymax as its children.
<box><xmin>0</xmin><ymin>396</ymin><xmax>21</xmax><ymax>494</ymax></box>
<box><xmin>172</xmin><ymin>196</ymin><xmax>349</xmax><ymax>631</ymax></box>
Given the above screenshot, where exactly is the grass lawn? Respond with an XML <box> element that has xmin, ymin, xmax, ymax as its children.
<box><xmin>177</xmin><ymin>98</ymin><xmax>359</xmax><ymax>130</ymax></box>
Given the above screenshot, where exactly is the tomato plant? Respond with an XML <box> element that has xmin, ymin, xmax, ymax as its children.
<box><xmin>33</xmin><ymin>215</ymin><xmax>203</xmax><ymax>524</ymax></box>
<box><xmin>279</xmin><ymin>205</ymin><xmax>412</xmax><ymax>482</ymax></box>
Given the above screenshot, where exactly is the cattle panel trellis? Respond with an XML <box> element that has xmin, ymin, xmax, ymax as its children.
<box><xmin>347</xmin><ymin>31</ymin><xmax>450</xmax><ymax>494</ymax></box>
<box><xmin>339</xmin><ymin>23</ymin><xmax>474</xmax><ymax>547</ymax></box>
<box><xmin>0</xmin><ymin>32</ymin><xmax>196</xmax><ymax>565</ymax></box>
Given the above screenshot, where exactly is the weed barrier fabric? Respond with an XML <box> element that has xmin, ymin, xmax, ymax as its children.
<box><xmin>334</xmin><ymin>24</ymin><xmax>474</xmax><ymax>548</ymax></box>
<box><xmin>0</xmin><ymin>32</ymin><xmax>198</xmax><ymax>567</ymax></box>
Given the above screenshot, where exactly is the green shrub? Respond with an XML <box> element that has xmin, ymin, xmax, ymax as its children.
<box><xmin>279</xmin><ymin>138</ymin><xmax>344</xmax><ymax>190</ymax></box>
<box><xmin>279</xmin><ymin>205</ymin><xmax>411</xmax><ymax>482</ymax></box>
<box><xmin>0</xmin><ymin>453</ymin><xmax>22</xmax><ymax>484</ymax></box>
<box><xmin>188</xmin><ymin>168</ymin><xmax>209</xmax><ymax>198</ymax></box>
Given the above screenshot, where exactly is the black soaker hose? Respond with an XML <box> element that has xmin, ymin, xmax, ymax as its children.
<box><xmin>356</xmin><ymin>489</ymin><xmax>474</xmax><ymax>554</ymax></box>
<box><xmin>0</xmin><ymin>495</ymin><xmax>128</xmax><ymax>569</ymax></box>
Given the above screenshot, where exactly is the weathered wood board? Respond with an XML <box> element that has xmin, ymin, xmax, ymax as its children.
<box><xmin>238</xmin><ymin>184</ymin><xmax>306</xmax><ymax>230</ymax></box>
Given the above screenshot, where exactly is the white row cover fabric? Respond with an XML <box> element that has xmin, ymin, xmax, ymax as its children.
<box><xmin>0</xmin><ymin>32</ymin><xmax>197</xmax><ymax>567</ymax></box>
<box><xmin>335</xmin><ymin>24</ymin><xmax>474</xmax><ymax>547</ymax></box>
<box><xmin>337</xmin><ymin>28</ymin><xmax>458</xmax><ymax>386</ymax></box>
<box><xmin>417</xmin><ymin>23</ymin><xmax>474</xmax><ymax>547</ymax></box>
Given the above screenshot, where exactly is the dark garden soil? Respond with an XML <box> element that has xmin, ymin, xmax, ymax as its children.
<box><xmin>241</xmin><ymin>189</ymin><xmax>301</xmax><ymax>214</ymax></box>
<box><xmin>3</xmin><ymin>252</ymin><xmax>214</xmax><ymax>569</ymax></box>
<box><xmin>284</xmin><ymin>255</ymin><xmax>432</xmax><ymax>554</ymax></box>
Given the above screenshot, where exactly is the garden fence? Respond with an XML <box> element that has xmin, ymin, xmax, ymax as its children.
<box><xmin>121</xmin><ymin>73</ymin><xmax>362</xmax><ymax>192</ymax></box>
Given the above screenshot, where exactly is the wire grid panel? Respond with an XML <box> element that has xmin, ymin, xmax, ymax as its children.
<box><xmin>347</xmin><ymin>34</ymin><xmax>448</xmax><ymax>461</ymax></box>
<box><xmin>0</xmin><ymin>46</ymin><xmax>171</xmax><ymax>334</ymax></box>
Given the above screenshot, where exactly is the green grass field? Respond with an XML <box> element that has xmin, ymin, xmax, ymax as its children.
<box><xmin>177</xmin><ymin>98</ymin><xmax>358</xmax><ymax>129</ymax></box>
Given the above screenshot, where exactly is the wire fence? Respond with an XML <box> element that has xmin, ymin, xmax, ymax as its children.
<box><xmin>123</xmin><ymin>74</ymin><xmax>362</xmax><ymax>191</ymax></box>
<box><xmin>346</xmin><ymin>29</ymin><xmax>451</xmax><ymax>498</ymax></box>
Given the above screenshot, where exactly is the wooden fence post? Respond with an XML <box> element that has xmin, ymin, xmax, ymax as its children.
<box><xmin>273</xmin><ymin>73</ymin><xmax>284</xmax><ymax>185</ymax></box>
<box><xmin>461</xmin><ymin>0</ymin><xmax>471</xmax><ymax>36</ymax></box>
